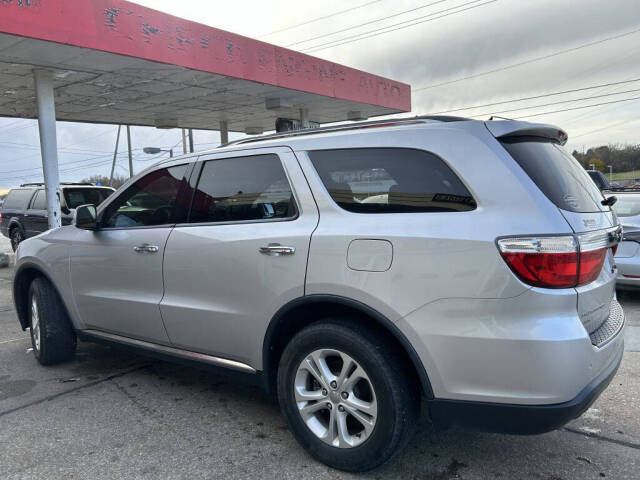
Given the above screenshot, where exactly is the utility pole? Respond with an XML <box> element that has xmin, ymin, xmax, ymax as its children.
<box><xmin>188</xmin><ymin>128</ymin><xmax>194</xmax><ymax>153</ymax></box>
<box><xmin>127</xmin><ymin>125</ymin><xmax>133</xmax><ymax>178</ymax></box>
<box><xmin>109</xmin><ymin>125</ymin><xmax>122</xmax><ymax>186</ymax></box>
<box><xmin>182</xmin><ymin>128</ymin><xmax>187</xmax><ymax>154</ymax></box>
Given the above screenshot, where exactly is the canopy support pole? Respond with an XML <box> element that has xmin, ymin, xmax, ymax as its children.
<box><xmin>109</xmin><ymin>124</ymin><xmax>121</xmax><ymax>186</ymax></box>
<box><xmin>126</xmin><ymin>125</ymin><xmax>133</xmax><ymax>178</ymax></box>
<box><xmin>300</xmin><ymin>108</ymin><xmax>309</xmax><ymax>128</ymax></box>
<box><xmin>33</xmin><ymin>69</ymin><xmax>61</xmax><ymax>230</ymax></box>
<box><xmin>219</xmin><ymin>120</ymin><xmax>228</xmax><ymax>145</ymax></box>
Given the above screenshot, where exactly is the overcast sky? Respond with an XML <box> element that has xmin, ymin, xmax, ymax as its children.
<box><xmin>1</xmin><ymin>0</ymin><xmax>640</xmax><ymax>188</ymax></box>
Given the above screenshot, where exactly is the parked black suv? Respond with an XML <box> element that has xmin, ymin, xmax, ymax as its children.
<box><xmin>0</xmin><ymin>183</ymin><xmax>115</xmax><ymax>251</ymax></box>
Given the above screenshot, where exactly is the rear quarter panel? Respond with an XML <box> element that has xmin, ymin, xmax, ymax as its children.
<box><xmin>296</xmin><ymin>122</ymin><xmax>574</xmax><ymax>321</ymax></box>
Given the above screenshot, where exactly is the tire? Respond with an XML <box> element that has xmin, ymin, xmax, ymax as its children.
<box><xmin>28</xmin><ymin>277</ymin><xmax>77</xmax><ymax>365</ymax></box>
<box><xmin>10</xmin><ymin>227</ymin><xmax>23</xmax><ymax>252</ymax></box>
<box><xmin>277</xmin><ymin>319</ymin><xmax>420</xmax><ymax>472</ymax></box>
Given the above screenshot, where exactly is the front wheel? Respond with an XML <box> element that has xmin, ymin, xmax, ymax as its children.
<box><xmin>277</xmin><ymin>320</ymin><xmax>419</xmax><ymax>472</ymax></box>
<box><xmin>10</xmin><ymin>228</ymin><xmax>23</xmax><ymax>252</ymax></box>
<box><xmin>29</xmin><ymin>277</ymin><xmax>77</xmax><ymax>365</ymax></box>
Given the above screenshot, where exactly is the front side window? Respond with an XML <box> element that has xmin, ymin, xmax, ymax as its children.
<box><xmin>308</xmin><ymin>148</ymin><xmax>476</xmax><ymax>213</ymax></box>
<box><xmin>189</xmin><ymin>154</ymin><xmax>296</xmax><ymax>223</ymax></box>
<box><xmin>102</xmin><ymin>165</ymin><xmax>189</xmax><ymax>228</ymax></box>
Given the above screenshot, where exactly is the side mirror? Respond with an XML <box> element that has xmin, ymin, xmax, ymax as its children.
<box><xmin>74</xmin><ymin>204</ymin><xmax>98</xmax><ymax>230</ymax></box>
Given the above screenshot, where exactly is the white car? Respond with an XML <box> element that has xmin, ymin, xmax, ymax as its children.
<box><xmin>611</xmin><ymin>192</ymin><xmax>640</xmax><ymax>287</ymax></box>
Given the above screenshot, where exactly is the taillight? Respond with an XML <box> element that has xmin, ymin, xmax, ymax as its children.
<box><xmin>498</xmin><ymin>231</ymin><xmax>615</xmax><ymax>289</ymax></box>
<box><xmin>498</xmin><ymin>236</ymin><xmax>579</xmax><ymax>288</ymax></box>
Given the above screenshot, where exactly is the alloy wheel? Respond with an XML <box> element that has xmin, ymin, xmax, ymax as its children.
<box><xmin>294</xmin><ymin>348</ymin><xmax>377</xmax><ymax>448</ymax></box>
<box><xmin>31</xmin><ymin>296</ymin><xmax>40</xmax><ymax>352</ymax></box>
<box><xmin>11</xmin><ymin>229</ymin><xmax>23</xmax><ymax>251</ymax></box>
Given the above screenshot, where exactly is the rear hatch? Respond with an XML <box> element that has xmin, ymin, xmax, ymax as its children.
<box><xmin>488</xmin><ymin>121</ymin><xmax>621</xmax><ymax>341</ymax></box>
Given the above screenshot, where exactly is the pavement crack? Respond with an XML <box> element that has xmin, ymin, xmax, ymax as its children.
<box><xmin>0</xmin><ymin>363</ymin><xmax>152</xmax><ymax>418</ymax></box>
<box><xmin>563</xmin><ymin>426</ymin><xmax>640</xmax><ymax>450</ymax></box>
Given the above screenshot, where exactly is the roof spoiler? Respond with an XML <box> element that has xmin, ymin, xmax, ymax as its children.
<box><xmin>485</xmin><ymin>120</ymin><xmax>568</xmax><ymax>145</ymax></box>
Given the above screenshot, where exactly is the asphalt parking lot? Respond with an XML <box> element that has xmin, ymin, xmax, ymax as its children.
<box><xmin>0</xmin><ymin>236</ymin><xmax>638</xmax><ymax>479</ymax></box>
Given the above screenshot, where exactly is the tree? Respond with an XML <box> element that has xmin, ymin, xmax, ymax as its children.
<box><xmin>81</xmin><ymin>175</ymin><xmax>128</xmax><ymax>189</ymax></box>
<box><xmin>589</xmin><ymin>158</ymin><xmax>607</xmax><ymax>172</ymax></box>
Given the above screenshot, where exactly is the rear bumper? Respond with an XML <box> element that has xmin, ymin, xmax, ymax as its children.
<box><xmin>428</xmin><ymin>341</ymin><xmax>623</xmax><ymax>434</ymax></box>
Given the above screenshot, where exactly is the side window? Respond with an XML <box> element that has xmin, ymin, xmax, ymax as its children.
<box><xmin>30</xmin><ymin>190</ymin><xmax>46</xmax><ymax>210</ymax></box>
<box><xmin>102</xmin><ymin>165</ymin><xmax>189</xmax><ymax>228</ymax></box>
<box><xmin>189</xmin><ymin>154</ymin><xmax>296</xmax><ymax>224</ymax></box>
<box><xmin>3</xmin><ymin>189</ymin><xmax>34</xmax><ymax>210</ymax></box>
<box><xmin>308</xmin><ymin>148</ymin><xmax>476</xmax><ymax>213</ymax></box>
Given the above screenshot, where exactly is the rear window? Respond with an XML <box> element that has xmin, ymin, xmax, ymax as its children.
<box><xmin>308</xmin><ymin>148</ymin><xmax>476</xmax><ymax>214</ymax></box>
<box><xmin>2</xmin><ymin>189</ymin><xmax>34</xmax><ymax>210</ymax></box>
<box><xmin>63</xmin><ymin>188</ymin><xmax>113</xmax><ymax>209</ymax></box>
<box><xmin>501</xmin><ymin>137</ymin><xmax>606</xmax><ymax>213</ymax></box>
<box><xmin>611</xmin><ymin>195</ymin><xmax>640</xmax><ymax>217</ymax></box>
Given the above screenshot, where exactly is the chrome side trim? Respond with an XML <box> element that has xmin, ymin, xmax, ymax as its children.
<box><xmin>82</xmin><ymin>329</ymin><xmax>256</xmax><ymax>374</ymax></box>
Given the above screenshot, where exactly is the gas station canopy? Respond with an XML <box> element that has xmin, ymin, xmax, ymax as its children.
<box><xmin>0</xmin><ymin>0</ymin><xmax>411</xmax><ymax>230</ymax></box>
<box><xmin>0</xmin><ymin>0</ymin><xmax>411</xmax><ymax>133</ymax></box>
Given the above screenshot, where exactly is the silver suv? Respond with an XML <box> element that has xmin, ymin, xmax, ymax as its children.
<box><xmin>12</xmin><ymin>117</ymin><xmax>625</xmax><ymax>471</ymax></box>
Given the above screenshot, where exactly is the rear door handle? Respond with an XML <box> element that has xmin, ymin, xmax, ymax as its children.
<box><xmin>259</xmin><ymin>243</ymin><xmax>295</xmax><ymax>256</ymax></box>
<box><xmin>134</xmin><ymin>244</ymin><xmax>159</xmax><ymax>253</ymax></box>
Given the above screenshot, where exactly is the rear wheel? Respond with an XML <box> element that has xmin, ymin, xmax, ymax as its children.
<box><xmin>10</xmin><ymin>227</ymin><xmax>23</xmax><ymax>252</ymax></box>
<box><xmin>29</xmin><ymin>277</ymin><xmax>77</xmax><ymax>365</ymax></box>
<box><xmin>277</xmin><ymin>320</ymin><xmax>419</xmax><ymax>472</ymax></box>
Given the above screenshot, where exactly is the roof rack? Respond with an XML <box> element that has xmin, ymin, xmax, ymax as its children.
<box><xmin>20</xmin><ymin>182</ymin><xmax>95</xmax><ymax>187</ymax></box>
<box><xmin>221</xmin><ymin>115</ymin><xmax>471</xmax><ymax>148</ymax></box>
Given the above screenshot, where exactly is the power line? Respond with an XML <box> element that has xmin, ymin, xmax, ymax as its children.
<box><xmin>473</xmin><ymin>86</ymin><xmax>640</xmax><ymax>118</ymax></box>
<box><xmin>513</xmin><ymin>95</ymin><xmax>640</xmax><ymax>120</ymax></box>
<box><xmin>428</xmin><ymin>76</ymin><xmax>640</xmax><ymax>115</ymax></box>
<box><xmin>0</xmin><ymin>152</ymin><xmax>131</xmax><ymax>175</ymax></box>
<box><xmin>285</xmin><ymin>0</ymin><xmax>451</xmax><ymax>48</ymax></box>
<box><xmin>303</xmin><ymin>0</ymin><xmax>496</xmax><ymax>54</ymax></box>
<box><xmin>260</xmin><ymin>0</ymin><xmax>385</xmax><ymax>38</ymax></box>
<box><xmin>571</xmin><ymin>119</ymin><xmax>639</xmax><ymax>140</ymax></box>
<box><xmin>414</xmin><ymin>26</ymin><xmax>640</xmax><ymax>91</ymax></box>
<box><xmin>0</xmin><ymin>141</ymin><xmax>114</xmax><ymax>156</ymax></box>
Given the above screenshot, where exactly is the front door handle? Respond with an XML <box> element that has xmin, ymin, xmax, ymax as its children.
<box><xmin>259</xmin><ymin>243</ymin><xmax>295</xmax><ymax>256</ymax></box>
<box><xmin>134</xmin><ymin>244</ymin><xmax>159</xmax><ymax>253</ymax></box>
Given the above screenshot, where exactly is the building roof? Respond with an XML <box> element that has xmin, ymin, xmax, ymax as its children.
<box><xmin>0</xmin><ymin>0</ymin><xmax>411</xmax><ymax>133</ymax></box>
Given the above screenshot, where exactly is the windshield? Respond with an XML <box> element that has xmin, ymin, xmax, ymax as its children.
<box><xmin>611</xmin><ymin>194</ymin><xmax>640</xmax><ymax>217</ymax></box>
<box><xmin>64</xmin><ymin>188</ymin><xmax>113</xmax><ymax>209</ymax></box>
<box><xmin>501</xmin><ymin>137</ymin><xmax>606</xmax><ymax>213</ymax></box>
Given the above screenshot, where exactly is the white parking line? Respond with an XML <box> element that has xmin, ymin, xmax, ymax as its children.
<box><xmin>0</xmin><ymin>336</ymin><xmax>29</xmax><ymax>345</ymax></box>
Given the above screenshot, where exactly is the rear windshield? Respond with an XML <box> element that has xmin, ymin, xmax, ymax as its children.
<box><xmin>501</xmin><ymin>137</ymin><xmax>606</xmax><ymax>213</ymax></box>
<box><xmin>611</xmin><ymin>195</ymin><xmax>640</xmax><ymax>217</ymax></box>
<box><xmin>2</xmin><ymin>189</ymin><xmax>34</xmax><ymax>210</ymax></box>
<box><xmin>63</xmin><ymin>188</ymin><xmax>113</xmax><ymax>209</ymax></box>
